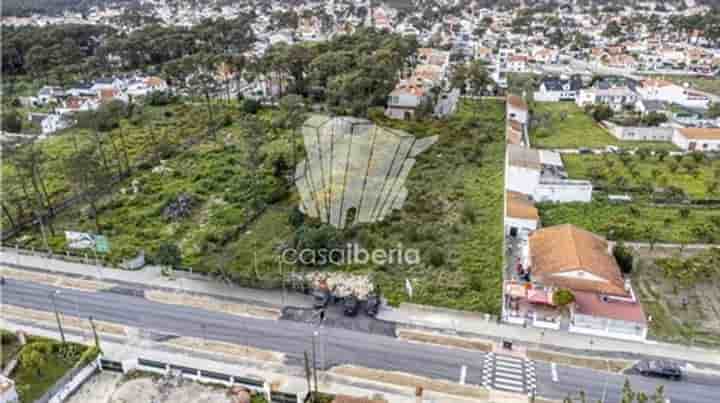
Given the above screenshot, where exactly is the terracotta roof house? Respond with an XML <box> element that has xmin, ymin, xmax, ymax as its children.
<box><xmin>529</xmin><ymin>224</ymin><xmax>628</xmax><ymax>296</ymax></box>
<box><xmin>525</xmin><ymin>224</ymin><xmax>647</xmax><ymax>341</ymax></box>
<box><xmin>672</xmin><ymin>128</ymin><xmax>720</xmax><ymax>152</ymax></box>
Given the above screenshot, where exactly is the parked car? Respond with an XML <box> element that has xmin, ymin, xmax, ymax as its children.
<box><xmin>312</xmin><ymin>290</ymin><xmax>330</xmax><ymax>309</ymax></box>
<box><xmin>605</xmin><ymin>145</ymin><xmax>619</xmax><ymax>153</ymax></box>
<box><xmin>635</xmin><ymin>360</ymin><xmax>683</xmax><ymax>380</ymax></box>
<box><xmin>343</xmin><ymin>295</ymin><xmax>360</xmax><ymax>316</ymax></box>
<box><xmin>365</xmin><ymin>294</ymin><xmax>380</xmax><ymax>317</ymax></box>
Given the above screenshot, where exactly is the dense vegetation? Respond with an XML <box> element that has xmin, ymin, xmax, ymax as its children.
<box><xmin>10</xmin><ymin>336</ymin><xmax>93</xmax><ymax>403</ymax></box>
<box><xmin>538</xmin><ymin>200</ymin><xmax>720</xmax><ymax>244</ymax></box>
<box><xmin>5</xmin><ymin>97</ymin><xmax>506</xmax><ymax>312</ymax></box>
<box><xmin>563</xmin><ymin>153</ymin><xmax>720</xmax><ymax>200</ymax></box>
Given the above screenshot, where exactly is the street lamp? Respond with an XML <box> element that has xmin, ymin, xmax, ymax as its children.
<box><xmin>49</xmin><ymin>290</ymin><xmax>65</xmax><ymax>343</ymax></box>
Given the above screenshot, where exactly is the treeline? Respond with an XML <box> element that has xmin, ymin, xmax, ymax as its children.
<box><xmin>2</xmin><ymin>16</ymin><xmax>256</xmax><ymax>82</ymax></box>
<box><xmin>1</xmin><ymin>0</ymin><xmax>141</xmax><ymax>17</ymax></box>
<box><xmin>257</xmin><ymin>28</ymin><xmax>418</xmax><ymax>116</ymax></box>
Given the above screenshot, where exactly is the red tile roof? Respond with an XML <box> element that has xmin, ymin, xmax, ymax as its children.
<box><xmin>573</xmin><ymin>291</ymin><xmax>646</xmax><ymax>323</ymax></box>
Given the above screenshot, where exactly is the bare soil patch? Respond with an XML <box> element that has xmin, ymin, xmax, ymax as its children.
<box><xmin>397</xmin><ymin>329</ymin><xmax>493</xmax><ymax>352</ymax></box>
<box><xmin>527</xmin><ymin>350</ymin><xmax>631</xmax><ymax>373</ymax></box>
<box><xmin>146</xmin><ymin>290</ymin><xmax>280</xmax><ymax>320</ymax></box>
<box><xmin>166</xmin><ymin>336</ymin><xmax>284</xmax><ymax>363</ymax></box>
<box><xmin>0</xmin><ymin>266</ymin><xmax>111</xmax><ymax>291</ymax></box>
<box><xmin>3</xmin><ymin>304</ymin><xmax>127</xmax><ymax>336</ymax></box>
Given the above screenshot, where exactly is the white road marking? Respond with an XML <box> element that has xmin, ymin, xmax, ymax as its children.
<box><xmin>552</xmin><ymin>362</ymin><xmax>559</xmax><ymax>382</ymax></box>
<box><xmin>459</xmin><ymin>365</ymin><xmax>467</xmax><ymax>385</ymax></box>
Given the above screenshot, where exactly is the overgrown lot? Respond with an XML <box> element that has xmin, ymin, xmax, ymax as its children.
<box><xmin>633</xmin><ymin>249</ymin><xmax>720</xmax><ymax>347</ymax></box>
<box><xmin>529</xmin><ymin>102</ymin><xmax>676</xmax><ymax>150</ymax></box>
<box><xmin>538</xmin><ymin>200</ymin><xmax>720</xmax><ymax>244</ymax></box>
<box><xmin>9</xmin><ymin>100</ymin><xmax>506</xmax><ymax>313</ymax></box>
<box><xmin>562</xmin><ymin>152</ymin><xmax>720</xmax><ymax>200</ymax></box>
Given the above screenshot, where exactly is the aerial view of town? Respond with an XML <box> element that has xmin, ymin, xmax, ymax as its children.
<box><xmin>1</xmin><ymin>0</ymin><xmax>720</xmax><ymax>402</ymax></box>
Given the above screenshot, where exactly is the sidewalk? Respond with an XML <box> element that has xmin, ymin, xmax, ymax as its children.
<box><xmin>0</xmin><ymin>250</ymin><xmax>312</xmax><ymax>309</ymax></box>
<box><xmin>378</xmin><ymin>303</ymin><xmax>720</xmax><ymax>368</ymax></box>
<box><xmin>1</xmin><ymin>320</ymin><xmax>485</xmax><ymax>403</ymax></box>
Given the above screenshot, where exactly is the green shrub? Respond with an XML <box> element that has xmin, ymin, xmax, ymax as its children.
<box><xmin>613</xmin><ymin>242</ymin><xmax>634</xmax><ymax>274</ymax></box>
<box><xmin>553</xmin><ymin>289</ymin><xmax>575</xmax><ymax>306</ymax></box>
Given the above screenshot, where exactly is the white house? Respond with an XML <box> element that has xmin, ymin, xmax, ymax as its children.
<box><xmin>385</xmin><ymin>78</ymin><xmax>430</xmax><ymax>120</ymax></box>
<box><xmin>672</xmin><ymin>128</ymin><xmax>720</xmax><ymax>151</ymax></box>
<box><xmin>506</xmin><ymin>95</ymin><xmax>529</xmax><ymax>125</ymax></box>
<box><xmin>637</xmin><ymin>79</ymin><xmax>710</xmax><ymax>109</ymax></box>
<box><xmin>534</xmin><ymin>77</ymin><xmax>583</xmax><ymax>102</ymax></box>
<box><xmin>505</xmin><ymin>145</ymin><xmax>593</xmax><ymax>203</ymax></box>
<box><xmin>28</xmin><ymin>113</ymin><xmax>73</xmax><ymax>135</ymax></box>
<box><xmin>126</xmin><ymin>76</ymin><xmax>169</xmax><ymax>97</ymax></box>
<box><xmin>507</xmin><ymin>55</ymin><xmax>529</xmax><ymax>73</ymax></box>
<box><xmin>91</xmin><ymin>77</ymin><xmax>125</xmax><ymax>92</ymax></box>
<box><xmin>576</xmin><ymin>86</ymin><xmax>638</xmax><ymax>111</ymax></box>
<box><xmin>505</xmin><ymin>190</ymin><xmax>538</xmax><ymax>240</ymax></box>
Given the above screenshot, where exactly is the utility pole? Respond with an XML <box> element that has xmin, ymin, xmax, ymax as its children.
<box><xmin>50</xmin><ymin>290</ymin><xmax>65</xmax><ymax>343</ymax></box>
<box><xmin>312</xmin><ymin>332</ymin><xmax>319</xmax><ymax>399</ymax></box>
<box><xmin>89</xmin><ymin>315</ymin><xmax>100</xmax><ymax>350</ymax></box>
<box><xmin>303</xmin><ymin>351</ymin><xmax>313</xmax><ymax>403</ymax></box>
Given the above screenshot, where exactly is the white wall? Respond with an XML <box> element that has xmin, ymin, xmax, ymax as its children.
<box><xmin>504</xmin><ymin>216</ymin><xmax>538</xmax><ymax>239</ymax></box>
<box><xmin>505</xmin><ymin>165</ymin><xmax>540</xmax><ymax>196</ymax></box>
<box><xmin>534</xmin><ymin>181</ymin><xmax>593</xmax><ymax>203</ymax></box>
<box><xmin>507</xmin><ymin>104</ymin><xmax>529</xmax><ymax>125</ymax></box>
<box><xmin>603</xmin><ymin>121</ymin><xmax>673</xmax><ymax>142</ymax></box>
<box><xmin>672</xmin><ymin>131</ymin><xmax>720</xmax><ymax>151</ymax></box>
<box><xmin>570</xmin><ymin>315</ymin><xmax>647</xmax><ymax>342</ymax></box>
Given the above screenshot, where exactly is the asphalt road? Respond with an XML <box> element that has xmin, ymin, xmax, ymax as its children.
<box><xmin>3</xmin><ymin>278</ymin><xmax>719</xmax><ymax>402</ymax></box>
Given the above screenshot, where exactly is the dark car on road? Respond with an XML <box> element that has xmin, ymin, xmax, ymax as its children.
<box><xmin>343</xmin><ymin>295</ymin><xmax>360</xmax><ymax>316</ymax></box>
<box><xmin>635</xmin><ymin>360</ymin><xmax>683</xmax><ymax>380</ymax></box>
<box><xmin>312</xmin><ymin>290</ymin><xmax>330</xmax><ymax>309</ymax></box>
<box><xmin>365</xmin><ymin>294</ymin><xmax>380</xmax><ymax>317</ymax></box>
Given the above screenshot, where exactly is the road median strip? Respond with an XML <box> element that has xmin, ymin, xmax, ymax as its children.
<box><xmin>397</xmin><ymin>328</ymin><xmax>493</xmax><ymax>352</ymax></box>
<box><xmin>2</xmin><ymin>304</ymin><xmax>127</xmax><ymax>336</ymax></box>
<box><xmin>329</xmin><ymin>365</ymin><xmax>493</xmax><ymax>401</ymax></box>
<box><xmin>0</xmin><ymin>266</ymin><xmax>111</xmax><ymax>292</ymax></box>
<box><xmin>527</xmin><ymin>349</ymin><xmax>632</xmax><ymax>373</ymax></box>
<box><xmin>164</xmin><ymin>336</ymin><xmax>284</xmax><ymax>363</ymax></box>
<box><xmin>145</xmin><ymin>290</ymin><xmax>280</xmax><ymax>320</ymax></box>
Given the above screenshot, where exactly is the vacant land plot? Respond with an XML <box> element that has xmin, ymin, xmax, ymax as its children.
<box><xmin>66</xmin><ymin>371</ymin><xmax>255</xmax><ymax>403</ymax></box>
<box><xmin>531</xmin><ymin>102</ymin><xmax>618</xmax><ymax>149</ymax></box>
<box><xmin>530</xmin><ymin>102</ymin><xmax>678</xmax><ymax>150</ymax></box>
<box><xmin>11</xmin><ymin>100</ymin><xmax>505</xmax><ymax>313</ymax></box>
<box><xmin>632</xmin><ymin>249</ymin><xmax>720</xmax><ymax>347</ymax></box>
<box><xmin>562</xmin><ymin>153</ymin><xmax>720</xmax><ymax>199</ymax></box>
<box><xmin>538</xmin><ymin>201</ymin><xmax>720</xmax><ymax>244</ymax></box>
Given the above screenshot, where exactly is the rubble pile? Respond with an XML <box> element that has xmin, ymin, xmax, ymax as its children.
<box><xmin>305</xmin><ymin>272</ymin><xmax>374</xmax><ymax>299</ymax></box>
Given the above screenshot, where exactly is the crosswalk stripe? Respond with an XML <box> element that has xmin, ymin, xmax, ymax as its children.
<box><xmin>495</xmin><ymin>356</ymin><xmax>524</xmax><ymax>363</ymax></box>
<box><xmin>495</xmin><ymin>371</ymin><xmax>524</xmax><ymax>380</ymax></box>
<box><xmin>495</xmin><ymin>362</ymin><xmax>523</xmax><ymax>370</ymax></box>
<box><xmin>493</xmin><ymin>383</ymin><xmax>524</xmax><ymax>392</ymax></box>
